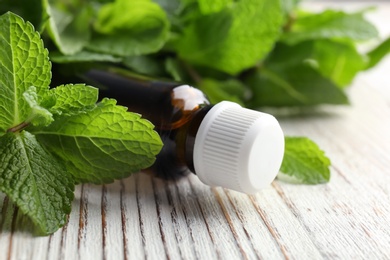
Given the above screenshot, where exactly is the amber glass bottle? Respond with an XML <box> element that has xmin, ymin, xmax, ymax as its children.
<box><xmin>73</xmin><ymin>68</ymin><xmax>284</xmax><ymax>194</ymax></box>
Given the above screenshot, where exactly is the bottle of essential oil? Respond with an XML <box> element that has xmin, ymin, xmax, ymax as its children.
<box><xmin>68</xmin><ymin>67</ymin><xmax>285</xmax><ymax>194</ymax></box>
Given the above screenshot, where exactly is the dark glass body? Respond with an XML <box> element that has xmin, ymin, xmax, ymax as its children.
<box><xmin>64</xmin><ymin>68</ymin><xmax>212</xmax><ymax>180</ymax></box>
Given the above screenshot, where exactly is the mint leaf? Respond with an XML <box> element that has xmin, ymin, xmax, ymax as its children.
<box><xmin>153</xmin><ymin>0</ymin><xmax>181</xmax><ymax>16</ymax></box>
<box><xmin>23</xmin><ymin>86</ymin><xmax>54</xmax><ymax>127</ymax></box>
<box><xmin>177</xmin><ymin>0</ymin><xmax>283</xmax><ymax>75</ymax></box>
<box><xmin>366</xmin><ymin>37</ymin><xmax>390</xmax><ymax>69</ymax></box>
<box><xmin>50</xmin><ymin>84</ymin><xmax>98</xmax><ymax>115</ymax></box>
<box><xmin>152</xmin><ymin>0</ymin><xmax>182</xmax><ymax>27</ymax></box>
<box><xmin>310</xmin><ymin>40</ymin><xmax>365</xmax><ymax>87</ymax></box>
<box><xmin>50</xmin><ymin>50</ymin><xmax>122</xmax><ymax>63</ymax></box>
<box><xmin>282</xmin><ymin>10</ymin><xmax>378</xmax><ymax>45</ymax></box>
<box><xmin>88</xmin><ymin>0</ymin><xmax>170</xmax><ymax>57</ymax></box>
<box><xmin>197</xmin><ymin>0</ymin><xmax>232</xmax><ymax>14</ymax></box>
<box><xmin>280</xmin><ymin>137</ymin><xmax>330</xmax><ymax>184</ymax></box>
<box><xmin>245</xmin><ymin>64</ymin><xmax>349</xmax><ymax>107</ymax></box>
<box><xmin>164</xmin><ymin>58</ymin><xmax>187</xmax><ymax>81</ymax></box>
<box><xmin>0</xmin><ymin>12</ymin><xmax>51</xmax><ymax>134</ymax></box>
<box><xmin>199</xmin><ymin>78</ymin><xmax>246</xmax><ymax>105</ymax></box>
<box><xmin>31</xmin><ymin>99</ymin><xmax>163</xmax><ymax>184</ymax></box>
<box><xmin>0</xmin><ymin>131</ymin><xmax>74</xmax><ymax>235</ymax></box>
<box><xmin>46</xmin><ymin>1</ymin><xmax>92</xmax><ymax>55</ymax></box>
<box><xmin>123</xmin><ymin>56</ymin><xmax>165</xmax><ymax>77</ymax></box>
<box><xmin>244</xmin><ymin>39</ymin><xmax>351</xmax><ymax>107</ymax></box>
<box><xmin>267</xmin><ymin>40</ymin><xmax>366</xmax><ymax>87</ymax></box>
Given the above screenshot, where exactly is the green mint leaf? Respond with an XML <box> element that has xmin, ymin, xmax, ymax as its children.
<box><xmin>46</xmin><ymin>2</ymin><xmax>92</xmax><ymax>55</ymax></box>
<box><xmin>87</xmin><ymin>0</ymin><xmax>170</xmax><ymax>57</ymax></box>
<box><xmin>0</xmin><ymin>12</ymin><xmax>51</xmax><ymax>134</ymax></box>
<box><xmin>38</xmin><ymin>87</ymin><xmax>57</xmax><ymax>111</ymax></box>
<box><xmin>164</xmin><ymin>58</ymin><xmax>187</xmax><ymax>82</ymax></box>
<box><xmin>153</xmin><ymin>0</ymin><xmax>181</xmax><ymax>16</ymax></box>
<box><xmin>245</xmin><ymin>40</ymin><xmax>351</xmax><ymax>107</ymax></box>
<box><xmin>282</xmin><ymin>10</ymin><xmax>378</xmax><ymax>45</ymax></box>
<box><xmin>50</xmin><ymin>84</ymin><xmax>98</xmax><ymax>115</ymax></box>
<box><xmin>123</xmin><ymin>56</ymin><xmax>165</xmax><ymax>77</ymax></box>
<box><xmin>199</xmin><ymin>78</ymin><xmax>246</xmax><ymax>105</ymax></box>
<box><xmin>197</xmin><ymin>0</ymin><xmax>232</xmax><ymax>14</ymax></box>
<box><xmin>151</xmin><ymin>0</ymin><xmax>182</xmax><ymax>26</ymax></box>
<box><xmin>31</xmin><ymin>99</ymin><xmax>163</xmax><ymax>184</ymax></box>
<box><xmin>50</xmin><ymin>50</ymin><xmax>122</xmax><ymax>63</ymax></box>
<box><xmin>279</xmin><ymin>137</ymin><xmax>330</xmax><ymax>184</ymax></box>
<box><xmin>366</xmin><ymin>37</ymin><xmax>390</xmax><ymax>69</ymax></box>
<box><xmin>309</xmin><ymin>40</ymin><xmax>366</xmax><ymax>87</ymax></box>
<box><xmin>245</xmin><ymin>64</ymin><xmax>349</xmax><ymax>107</ymax></box>
<box><xmin>23</xmin><ymin>86</ymin><xmax>54</xmax><ymax>127</ymax></box>
<box><xmin>177</xmin><ymin>0</ymin><xmax>283</xmax><ymax>75</ymax></box>
<box><xmin>268</xmin><ymin>40</ymin><xmax>366</xmax><ymax>87</ymax></box>
<box><xmin>0</xmin><ymin>131</ymin><xmax>74</xmax><ymax>235</ymax></box>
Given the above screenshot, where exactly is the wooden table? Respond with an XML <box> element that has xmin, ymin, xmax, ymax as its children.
<box><xmin>1</xmin><ymin>1</ymin><xmax>390</xmax><ymax>259</ymax></box>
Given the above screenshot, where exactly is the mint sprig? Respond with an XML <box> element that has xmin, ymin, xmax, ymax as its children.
<box><xmin>0</xmin><ymin>12</ymin><xmax>162</xmax><ymax>234</ymax></box>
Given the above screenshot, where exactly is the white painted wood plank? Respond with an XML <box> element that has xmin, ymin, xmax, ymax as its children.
<box><xmin>46</xmin><ymin>222</ymin><xmax>66</xmax><ymax>260</ymax></box>
<box><xmin>120</xmin><ymin>176</ymin><xmax>145</xmax><ymax>260</ymax></box>
<box><xmin>136</xmin><ymin>173</ymin><xmax>166</xmax><ymax>259</ymax></box>
<box><xmin>250</xmin><ymin>189</ymin><xmax>324</xmax><ymax>259</ymax></box>
<box><xmin>277</xmin><ymin>81</ymin><xmax>390</xmax><ymax>258</ymax></box>
<box><xmin>9</xmin><ymin>230</ymin><xmax>49</xmax><ymax>260</ymax></box>
<box><xmin>103</xmin><ymin>181</ymin><xmax>125</xmax><ymax>260</ymax></box>
<box><xmin>77</xmin><ymin>184</ymin><xmax>104</xmax><ymax>259</ymax></box>
<box><xmin>212</xmin><ymin>187</ymin><xmax>286</xmax><ymax>259</ymax></box>
<box><xmin>151</xmin><ymin>178</ymin><xmax>187</xmax><ymax>260</ymax></box>
<box><xmin>168</xmin><ymin>177</ymin><xmax>220</xmax><ymax>259</ymax></box>
<box><xmin>56</xmin><ymin>186</ymin><xmax>82</xmax><ymax>260</ymax></box>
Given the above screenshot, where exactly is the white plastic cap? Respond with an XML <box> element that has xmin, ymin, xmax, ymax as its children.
<box><xmin>193</xmin><ymin>101</ymin><xmax>284</xmax><ymax>194</ymax></box>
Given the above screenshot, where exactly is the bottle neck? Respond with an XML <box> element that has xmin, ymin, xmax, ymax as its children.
<box><xmin>179</xmin><ymin>105</ymin><xmax>214</xmax><ymax>174</ymax></box>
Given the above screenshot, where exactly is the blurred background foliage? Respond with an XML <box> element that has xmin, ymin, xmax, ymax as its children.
<box><xmin>1</xmin><ymin>0</ymin><xmax>389</xmax><ymax>110</ymax></box>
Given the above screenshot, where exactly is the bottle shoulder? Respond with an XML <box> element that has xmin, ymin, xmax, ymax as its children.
<box><xmin>168</xmin><ymin>85</ymin><xmax>210</xmax><ymax>129</ymax></box>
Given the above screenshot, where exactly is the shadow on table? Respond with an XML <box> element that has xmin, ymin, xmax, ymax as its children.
<box><xmin>0</xmin><ymin>195</ymin><xmax>46</xmax><ymax>236</ymax></box>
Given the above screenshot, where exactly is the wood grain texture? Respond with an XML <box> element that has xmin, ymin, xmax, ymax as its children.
<box><xmin>2</xmin><ymin>2</ymin><xmax>390</xmax><ymax>260</ymax></box>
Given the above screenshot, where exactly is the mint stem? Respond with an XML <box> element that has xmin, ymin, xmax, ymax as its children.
<box><xmin>7</xmin><ymin>122</ymin><xmax>29</xmax><ymax>133</ymax></box>
<box><xmin>181</xmin><ymin>60</ymin><xmax>202</xmax><ymax>83</ymax></box>
<box><xmin>283</xmin><ymin>13</ymin><xmax>296</xmax><ymax>32</ymax></box>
